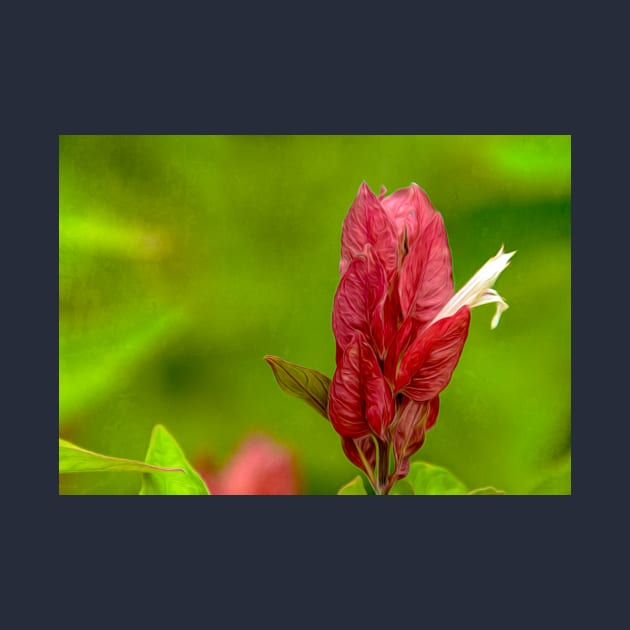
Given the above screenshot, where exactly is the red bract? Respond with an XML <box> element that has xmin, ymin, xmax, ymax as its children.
<box><xmin>329</xmin><ymin>182</ymin><xmax>470</xmax><ymax>494</ymax></box>
<box><xmin>328</xmin><ymin>333</ymin><xmax>394</xmax><ymax>440</ymax></box>
<box><xmin>266</xmin><ymin>181</ymin><xmax>514</xmax><ymax>494</ymax></box>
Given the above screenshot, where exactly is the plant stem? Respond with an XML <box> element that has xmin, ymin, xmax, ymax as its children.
<box><xmin>376</xmin><ymin>439</ymin><xmax>389</xmax><ymax>495</ymax></box>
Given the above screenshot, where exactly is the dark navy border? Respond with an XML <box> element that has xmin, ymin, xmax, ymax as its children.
<box><xmin>6</xmin><ymin>2</ymin><xmax>606</xmax><ymax>625</ymax></box>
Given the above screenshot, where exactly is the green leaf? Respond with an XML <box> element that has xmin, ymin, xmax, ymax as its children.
<box><xmin>390</xmin><ymin>480</ymin><xmax>414</xmax><ymax>495</ymax></box>
<box><xmin>467</xmin><ymin>487</ymin><xmax>506</xmax><ymax>495</ymax></box>
<box><xmin>59</xmin><ymin>438</ymin><xmax>185</xmax><ymax>474</ymax></box>
<box><xmin>406</xmin><ymin>462</ymin><xmax>469</xmax><ymax>495</ymax></box>
<box><xmin>337</xmin><ymin>476</ymin><xmax>368</xmax><ymax>495</ymax></box>
<box><xmin>139</xmin><ymin>425</ymin><xmax>210</xmax><ymax>495</ymax></box>
<box><xmin>264</xmin><ymin>355</ymin><xmax>331</xmax><ymax>419</ymax></box>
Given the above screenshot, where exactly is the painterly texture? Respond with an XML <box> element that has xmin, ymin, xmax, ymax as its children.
<box><xmin>329</xmin><ymin>183</ymin><xmax>474</xmax><ymax>493</ymax></box>
<box><xmin>59</xmin><ymin>136</ymin><xmax>569</xmax><ymax>495</ymax></box>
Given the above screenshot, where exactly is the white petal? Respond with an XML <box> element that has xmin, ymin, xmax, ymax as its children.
<box><xmin>471</xmin><ymin>290</ymin><xmax>510</xmax><ymax>330</ymax></box>
<box><xmin>431</xmin><ymin>246</ymin><xmax>515</xmax><ymax>329</ymax></box>
<box><xmin>490</xmin><ymin>301</ymin><xmax>509</xmax><ymax>330</ymax></box>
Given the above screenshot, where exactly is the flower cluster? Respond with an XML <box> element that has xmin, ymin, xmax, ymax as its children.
<box><xmin>328</xmin><ymin>182</ymin><xmax>514</xmax><ymax>494</ymax></box>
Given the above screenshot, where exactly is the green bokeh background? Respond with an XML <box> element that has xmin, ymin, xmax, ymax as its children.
<box><xmin>59</xmin><ymin>135</ymin><xmax>571</xmax><ymax>495</ymax></box>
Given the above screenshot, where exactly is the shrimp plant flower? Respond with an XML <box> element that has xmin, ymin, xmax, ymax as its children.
<box><xmin>266</xmin><ymin>182</ymin><xmax>514</xmax><ymax>495</ymax></box>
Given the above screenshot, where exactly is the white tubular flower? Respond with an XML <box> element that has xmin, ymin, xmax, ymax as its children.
<box><xmin>431</xmin><ymin>245</ymin><xmax>516</xmax><ymax>330</ymax></box>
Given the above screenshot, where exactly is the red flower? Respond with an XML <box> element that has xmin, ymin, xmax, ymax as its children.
<box><xmin>195</xmin><ymin>435</ymin><xmax>301</xmax><ymax>495</ymax></box>
<box><xmin>329</xmin><ymin>182</ymin><xmax>514</xmax><ymax>494</ymax></box>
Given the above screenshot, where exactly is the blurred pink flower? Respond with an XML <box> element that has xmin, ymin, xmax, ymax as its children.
<box><xmin>194</xmin><ymin>434</ymin><xmax>301</xmax><ymax>495</ymax></box>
